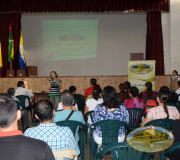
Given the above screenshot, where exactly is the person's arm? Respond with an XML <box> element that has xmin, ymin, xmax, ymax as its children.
<box><xmin>140</xmin><ymin>116</ymin><xmax>152</xmax><ymax>127</ymax></box>
<box><xmin>84</xmin><ymin>105</ymin><xmax>89</xmax><ymax>115</ymax></box>
<box><xmin>48</xmin><ymin>80</ymin><xmax>52</xmax><ymax>90</ymax></box>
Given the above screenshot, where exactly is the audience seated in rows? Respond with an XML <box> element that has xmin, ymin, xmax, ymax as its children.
<box><xmin>139</xmin><ymin>82</ymin><xmax>157</xmax><ymax>99</ymax></box>
<box><xmin>53</xmin><ymin>90</ymin><xmax>85</xmax><ymax>142</ymax></box>
<box><xmin>7</xmin><ymin>87</ymin><xmax>30</xmax><ymax>129</ymax></box>
<box><xmin>84</xmin><ymin>87</ymin><xmax>103</xmax><ymax>125</ymax></box>
<box><xmin>92</xmin><ymin>86</ymin><xmax>129</xmax><ymax>145</ymax></box>
<box><xmin>141</xmin><ymin>91</ymin><xmax>180</xmax><ymax>127</ymax></box>
<box><xmin>123</xmin><ymin>86</ymin><xmax>145</xmax><ymax>110</ymax></box>
<box><xmin>24</xmin><ymin>99</ymin><xmax>79</xmax><ymax>159</ymax></box>
<box><xmin>0</xmin><ymin>94</ymin><xmax>55</xmax><ymax>160</ymax></box>
<box><xmin>117</xmin><ymin>83</ymin><xmax>130</xmax><ymax>103</ymax></box>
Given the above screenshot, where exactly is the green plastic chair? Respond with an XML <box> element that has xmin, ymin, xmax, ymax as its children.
<box><xmin>84</xmin><ymin>110</ymin><xmax>94</xmax><ymax>147</ymax></box>
<box><xmin>16</xmin><ymin>95</ymin><xmax>33</xmax><ymax>126</ymax></box>
<box><xmin>144</xmin><ymin>97</ymin><xmax>157</xmax><ymax>103</ymax></box>
<box><xmin>165</xmin><ymin>142</ymin><xmax>180</xmax><ymax>159</ymax></box>
<box><xmin>128</xmin><ymin>108</ymin><xmax>145</xmax><ymax>131</ymax></box>
<box><xmin>90</xmin><ymin>119</ymin><xmax>129</xmax><ymax>160</ymax></box>
<box><xmin>56</xmin><ymin>120</ymin><xmax>86</xmax><ymax>160</ymax></box>
<box><xmin>97</xmin><ymin>142</ymin><xmax>143</xmax><ymax>160</ymax></box>
<box><xmin>144</xmin><ymin>119</ymin><xmax>174</xmax><ymax>131</ymax></box>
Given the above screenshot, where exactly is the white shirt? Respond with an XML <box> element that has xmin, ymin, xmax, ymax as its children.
<box><xmin>15</xmin><ymin>87</ymin><xmax>34</xmax><ymax>107</ymax></box>
<box><xmin>57</xmin><ymin>102</ymin><xmax>78</xmax><ymax>111</ymax></box>
<box><xmin>175</xmin><ymin>88</ymin><xmax>180</xmax><ymax>101</ymax></box>
<box><xmin>86</xmin><ymin>98</ymin><xmax>103</xmax><ymax>124</ymax></box>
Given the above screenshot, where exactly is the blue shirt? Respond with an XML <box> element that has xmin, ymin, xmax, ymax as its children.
<box><xmin>92</xmin><ymin>104</ymin><xmax>129</xmax><ymax>137</ymax></box>
<box><xmin>53</xmin><ymin>110</ymin><xmax>85</xmax><ymax>142</ymax></box>
<box><xmin>24</xmin><ymin>123</ymin><xmax>79</xmax><ymax>160</ymax></box>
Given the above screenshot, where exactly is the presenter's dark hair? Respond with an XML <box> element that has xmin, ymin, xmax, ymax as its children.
<box><xmin>7</xmin><ymin>88</ymin><xmax>15</xmax><ymax>96</ymax></box>
<box><xmin>102</xmin><ymin>86</ymin><xmax>120</xmax><ymax>109</ymax></box>
<box><xmin>61</xmin><ymin>90</ymin><xmax>74</xmax><ymax>106</ymax></box>
<box><xmin>130</xmin><ymin>86</ymin><xmax>139</xmax><ymax>97</ymax></box>
<box><xmin>0</xmin><ymin>94</ymin><xmax>18</xmax><ymax>128</ymax></box>
<box><xmin>69</xmin><ymin>86</ymin><xmax>76</xmax><ymax>93</ymax></box>
<box><xmin>50</xmin><ymin>71</ymin><xmax>58</xmax><ymax>78</ymax></box>
<box><xmin>35</xmin><ymin>99</ymin><xmax>54</xmax><ymax>122</ymax></box>
<box><xmin>173</xmin><ymin>70</ymin><xmax>178</xmax><ymax>76</ymax></box>
<box><xmin>90</xmin><ymin>78</ymin><xmax>97</xmax><ymax>86</ymax></box>
<box><xmin>17</xmin><ymin>81</ymin><xmax>24</xmax><ymax>87</ymax></box>
<box><xmin>157</xmin><ymin>92</ymin><xmax>169</xmax><ymax>119</ymax></box>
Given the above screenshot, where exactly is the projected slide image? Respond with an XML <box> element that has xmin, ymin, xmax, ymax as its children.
<box><xmin>42</xmin><ymin>20</ymin><xmax>98</xmax><ymax>61</ymax></box>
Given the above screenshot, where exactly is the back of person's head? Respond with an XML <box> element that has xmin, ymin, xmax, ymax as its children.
<box><xmin>102</xmin><ymin>86</ymin><xmax>119</xmax><ymax>109</ymax></box>
<box><xmin>157</xmin><ymin>92</ymin><xmax>169</xmax><ymax>119</ymax></box>
<box><xmin>119</xmin><ymin>83</ymin><xmax>127</xmax><ymax>92</ymax></box>
<box><xmin>90</xmin><ymin>78</ymin><xmax>97</xmax><ymax>86</ymax></box>
<box><xmin>7</xmin><ymin>88</ymin><xmax>15</xmax><ymax>96</ymax></box>
<box><xmin>130</xmin><ymin>86</ymin><xmax>139</xmax><ymax>97</ymax></box>
<box><xmin>35</xmin><ymin>99</ymin><xmax>54</xmax><ymax>122</ymax></box>
<box><xmin>61</xmin><ymin>90</ymin><xmax>74</xmax><ymax>106</ymax></box>
<box><xmin>124</xmin><ymin>81</ymin><xmax>131</xmax><ymax>89</ymax></box>
<box><xmin>93</xmin><ymin>87</ymin><xmax>102</xmax><ymax>101</ymax></box>
<box><xmin>159</xmin><ymin>86</ymin><xmax>169</xmax><ymax>94</ymax></box>
<box><xmin>69</xmin><ymin>86</ymin><xmax>76</xmax><ymax>94</ymax></box>
<box><xmin>17</xmin><ymin>81</ymin><xmax>24</xmax><ymax>87</ymax></box>
<box><xmin>145</xmin><ymin>82</ymin><xmax>153</xmax><ymax>98</ymax></box>
<box><xmin>0</xmin><ymin>94</ymin><xmax>18</xmax><ymax>128</ymax></box>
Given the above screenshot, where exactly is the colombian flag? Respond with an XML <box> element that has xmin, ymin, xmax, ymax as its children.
<box><xmin>8</xmin><ymin>25</ymin><xmax>14</xmax><ymax>62</ymax></box>
<box><xmin>19</xmin><ymin>30</ymin><xmax>26</xmax><ymax>69</ymax></box>
<box><xmin>0</xmin><ymin>43</ymin><xmax>3</xmax><ymax>70</ymax></box>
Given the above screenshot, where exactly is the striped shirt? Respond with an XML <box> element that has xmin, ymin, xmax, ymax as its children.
<box><xmin>49</xmin><ymin>80</ymin><xmax>62</xmax><ymax>97</ymax></box>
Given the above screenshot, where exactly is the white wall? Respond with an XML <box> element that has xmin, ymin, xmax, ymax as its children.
<box><xmin>21</xmin><ymin>13</ymin><xmax>146</xmax><ymax>76</ymax></box>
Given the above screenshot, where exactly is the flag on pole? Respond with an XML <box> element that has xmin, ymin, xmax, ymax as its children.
<box><xmin>19</xmin><ymin>30</ymin><xmax>26</xmax><ymax>69</ymax></box>
<box><xmin>0</xmin><ymin>43</ymin><xmax>3</xmax><ymax>70</ymax></box>
<box><xmin>8</xmin><ymin>25</ymin><xmax>14</xmax><ymax>62</ymax></box>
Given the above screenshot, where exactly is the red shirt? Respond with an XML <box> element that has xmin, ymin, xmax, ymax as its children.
<box><xmin>84</xmin><ymin>86</ymin><xmax>93</xmax><ymax>98</ymax></box>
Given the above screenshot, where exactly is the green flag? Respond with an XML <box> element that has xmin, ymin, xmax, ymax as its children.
<box><xmin>8</xmin><ymin>25</ymin><xmax>14</xmax><ymax>62</ymax></box>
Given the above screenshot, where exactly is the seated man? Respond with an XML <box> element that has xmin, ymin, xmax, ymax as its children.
<box><xmin>24</xmin><ymin>99</ymin><xmax>79</xmax><ymax>159</ymax></box>
<box><xmin>7</xmin><ymin>87</ymin><xmax>29</xmax><ymax>129</ymax></box>
<box><xmin>0</xmin><ymin>94</ymin><xmax>54</xmax><ymax>160</ymax></box>
<box><xmin>54</xmin><ymin>90</ymin><xmax>85</xmax><ymax>142</ymax></box>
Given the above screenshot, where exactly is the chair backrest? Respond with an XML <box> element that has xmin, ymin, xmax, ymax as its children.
<box><xmin>165</xmin><ymin>142</ymin><xmax>180</xmax><ymax>158</ymax></box>
<box><xmin>128</xmin><ymin>108</ymin><xmax>145</xmax><ymax>127</ymax></box>
<box><xmin>98</xmin><ymin>142</ymin><xmax>143</xmax><ymax>160</ymax></box>
<box><xmin>84</xmin><ymin>110</ymin><xmax>94</xmax><ymax>123</ymax></box>
<box><xmin>145</xmin><ymin>119</ymin><xmax>174</xmax><ymax>131</ymax></box>
<box><xmin>92</xmin><ymin>120</ymin><xmax>129</xmax><ymax>146</ymax></box>
<box><xmin>56</xmin><ymin>120</ymin><xmax>86</xmax><ymax>137</ymax></box>
<box><xmin>144</xmin><ymin>97</ymin><xmax>157</xmax><ymax>103</ymax></box>
<box><xmin>16</xmin><ymin>95</ymin><xmax>31</xmax><ymax>109</ymax></box>
<box><xmin>53</xmin><ymin>149</ymin><xmax>78</xmax><ymax>160</ymax></box>
<box><xmin>15</xmin><ymin>100</ymin><xmax>21</xmax><ymax>110</ymax></box>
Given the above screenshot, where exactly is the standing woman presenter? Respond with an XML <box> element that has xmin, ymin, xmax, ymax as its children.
<box><xmin>48</xmin><ymin>71</ymin><xmax>62</xmax><ymax>110</ymax></box>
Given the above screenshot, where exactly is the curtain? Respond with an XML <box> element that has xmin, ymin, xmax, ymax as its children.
<box><xmin>0</xmin><ymin>13</ymin><xmax>21</xmax><ymax>76</ymax></box>
<box><xmin>146</xmin><ymin>11</ymin><xmax>164</xmax><ymax>75</ymax></box>
<box><xmin>0</xmin><ymin>0</ymin><xmax>168</xmax><ymax>13</ymax></box>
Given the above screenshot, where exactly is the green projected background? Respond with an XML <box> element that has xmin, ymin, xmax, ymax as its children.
<box><xmin>42</xmin><ymin>20</ymin><xmax>98</xmax><ymax>61</ymax></box>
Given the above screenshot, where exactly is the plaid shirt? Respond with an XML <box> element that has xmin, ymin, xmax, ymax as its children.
<box><xmin>24</xmin><ymin>123</ymin><xmax>80</xmax><ymax>159</ymax></box>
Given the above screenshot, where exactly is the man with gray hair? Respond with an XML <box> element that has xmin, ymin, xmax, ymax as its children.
<box><xmin>54</xmin><ymin>90</ymin><xmax>85</xmax><ymax>142</ymax></box>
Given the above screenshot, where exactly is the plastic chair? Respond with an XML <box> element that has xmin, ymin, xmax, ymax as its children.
<box><xmin>144</xmin><ymin>119</ymin><xmax>174</xmax><ymax>131</ymax></box>
<box><xmin>90</xmin><ymin>119</ymin><xmax>129</xmax><ymax>160</ymax></box>
<box><xmin>96</xmin><ymin>142</ymin><xmax>143</xmax><ymax>160</ymax></box>
<box><xmin>53</xmin><ymin>149</ymin><xmax>78</xmax><ymax>160</ymax></box>
<box><xmin>128</xmin><ymin>108</ymin><xmax>145</xmax><ymax>131</ymax></box>
<box><xmin>84</xmin><ymin>110</ymin><xmax>94</xmax><ymax>147</ymax></box>
<box><xmin>165</xmin><ymin>142</ymin><xmax>180</xmax><ymax>159</ymax></box>
<box><xmin>144</xmin><ymin>97</ymin><xmax>157</xmax><ymax>103</ymax></box>
<box><xmin>55</xmin><ymin>120</ymin><xmax>86</xmax><ymax>160</ymax></box>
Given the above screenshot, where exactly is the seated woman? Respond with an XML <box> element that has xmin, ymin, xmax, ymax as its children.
<box><xmin>92</xmin><ymin>86</ymin><xmax>129</xmax><ymax>145</ymax></box>
<box><xmin>117</xmin><ymin>83</ymin><xmax>130</xmax><ymax>103</ymax></box>
<box><xmin>141</xmin><ymin>92</ymin><xmax>180</xmax><ymax>127</ymax></box>
<box><xmin>123</xmin><ymin>86</ymin><xmax>145</xmax><ymax>110</ymax></box>
<box><xmin>139</xmin><ymin>82</ymin><xmax>157</xmax><ymax>99</ymax></box>
<box><xmin>84</xmin><ymin>87</ymin><xmax>103</xmax><ymax>125</ymax></box>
